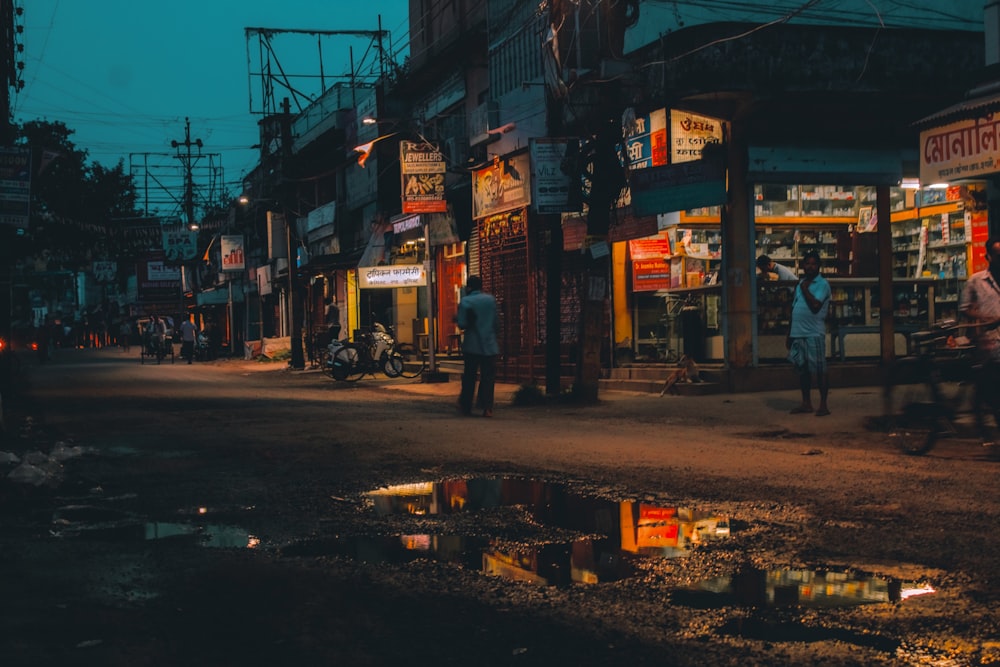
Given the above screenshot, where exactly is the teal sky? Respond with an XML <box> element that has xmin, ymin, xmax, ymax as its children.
<box><xmin>15</xmin><ymin>1</ymin><xmax>410</xmax><ymax>193</ymax></box>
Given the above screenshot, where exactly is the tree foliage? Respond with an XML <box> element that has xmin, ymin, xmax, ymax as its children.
<box><xmin>16</xmin><ymin>120</ymin><xmax>141</xmax><ymax>269</ymax></box>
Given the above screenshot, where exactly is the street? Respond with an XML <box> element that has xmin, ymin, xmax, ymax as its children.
<box><xmin>2</xmin><ymin>347</ymin><xmax>999</xmax><ymax>666</ymax></box>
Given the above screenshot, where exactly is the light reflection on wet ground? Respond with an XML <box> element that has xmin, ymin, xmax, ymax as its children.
<box><xmin>51</xmin><ymin>476</ymin><xmax>937</xmax><ymax>607</ymax></box>
<box><xmin>675</xmin><ymin>567</ymin><xmax>935</xmax><ymax>608</ymax></box>
<box><xmin>287</xmin><ymin>477</ymin><xmax>732</xmax><ymax>586</ymax></box>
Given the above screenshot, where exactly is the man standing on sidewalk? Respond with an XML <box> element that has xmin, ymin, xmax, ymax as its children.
<box><xmin>456</xmin><ymin>275</ymin><xmax>499</xmax><ymax>417</ymax></box>
<box><xmin>786</xmin><ymin>250</ymin><xmax>831</xmax><ymax>416</ymax></box>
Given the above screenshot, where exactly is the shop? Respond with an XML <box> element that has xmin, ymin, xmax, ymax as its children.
<box><xmin>353</xmin><ymin>211</ymin><xmax>466</xmax><ymax>354</ymax></box>
<box><xmin>616</xmin><ymin>178</ymin><xmax>990</xmax><ymax>364</ymax></box>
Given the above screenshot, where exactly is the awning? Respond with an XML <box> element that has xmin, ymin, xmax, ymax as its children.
<box><xmin>915</xmin><ymin>92</ymin><xmax>1000</xmax><ymax>128</ymax></box>
<box><xmin>195</xmin><ymin>287</ymin><xmax>244</xmax><ymax>307</ymax></box>
<box><xmin>300</xmin><ymin>247</ymin><xmax>363</xmax><ymax>274</ymax></box>
<box><xmin>747</xmin><ymin>146</ymin><xmax>904</xmax><ymax>186</ymax></box>
<box><xmin>357</xmin><ymin>222</ymin><xmax>392</xmax><ymax>268</ymax></box>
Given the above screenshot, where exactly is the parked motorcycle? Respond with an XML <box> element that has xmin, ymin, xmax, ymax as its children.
<box><xmin>324</xmin><ymin>321</ymin><xmax>421</xmax><ymax>381</ymax></box>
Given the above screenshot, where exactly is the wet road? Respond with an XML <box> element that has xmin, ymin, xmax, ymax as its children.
<box><xmin>2</xmin><ymin>347</ymin><xmax>1000</xmax><ymax>665</ymax></box>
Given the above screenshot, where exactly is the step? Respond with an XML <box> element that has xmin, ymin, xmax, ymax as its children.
<box><xmin>599</xmin><ymin>377</ymin><xmax>721</xmax><ymax>395</ymax></box>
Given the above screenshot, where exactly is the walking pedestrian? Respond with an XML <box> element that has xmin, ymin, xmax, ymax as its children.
<box><xmin>179</xmin><ymin>317</ymin><xmax>198</xmax><ymax>364</ymax></box>
<box><xmin>456</xmin><ymin>275</ymin><xmax>499</xmax><ymax>417</ymax></box>
<box><xmin>960</xmin><ymin>236</ymin><xmax>1000</xmax><ymax>362</ymax></box>
<box><xmin>786</xmin><ymin>250</ymin><xmax>831</xmax><ymax>416</ymax></box>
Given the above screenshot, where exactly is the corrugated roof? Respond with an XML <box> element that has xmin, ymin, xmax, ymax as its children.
<box><xmin>915</xmin><ymin>91</ymin><xmax>1000</xmax><ymax>127</ymax></box>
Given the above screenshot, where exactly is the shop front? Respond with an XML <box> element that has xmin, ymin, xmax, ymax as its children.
<box><xmin>353</xmin><ymin>211</ymin><xmax>466</xmax><ymax>357</ymax></box>
<box><xmin>615</xmin><ymin>106</ymin><xmax>990</xmax><ymax>368</ymax></box>
<box><xmin>617</xmin><ymin>176</ymin><xmax>990</xmax><ymax>365</ymax></box>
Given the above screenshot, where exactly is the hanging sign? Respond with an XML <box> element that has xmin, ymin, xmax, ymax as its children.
<box><xmin>670</xmin><ymin>110</ymin><xmax>724</xmax><ymax>164</ymax></box>
<box><xmin>400</xmin><ymin>141</ymin><xmax>447</xmax><ymax>214</ymax></box>
<box><xmin>221</xmin><ymin>235</ymin><xmax>245</xmax><ymax>272</ymax></box>
<box><xmin>162</xmin><ymin>229</ymin><xmax>198</xmax><ymax>261</ymax></box>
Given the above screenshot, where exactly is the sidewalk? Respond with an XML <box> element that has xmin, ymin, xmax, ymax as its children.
<box><xmin>198</xmin><ymin>353</ymin><xmax>885</xmax><ymax>435</ymax></box>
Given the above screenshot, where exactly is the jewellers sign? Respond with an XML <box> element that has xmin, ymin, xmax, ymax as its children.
<box><xmin>400</xmin><ymin>141</ymin><xmax>447</xmax><ymax>214</ymax></box>
<box><xmin>920</xmin><ymin>116</ymin><xmax>1000</xmax><ymax>184</ymax></box>
<box><xmin>358</xmin><ymin>265</ymin><xmax>427</xmax><ymax>289</ymax></box>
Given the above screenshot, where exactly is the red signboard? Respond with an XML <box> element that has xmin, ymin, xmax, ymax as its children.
<box><xmin>632</xmin><ymin>258</ymin><xmax>671</xmax><ymax>292</ymax></box>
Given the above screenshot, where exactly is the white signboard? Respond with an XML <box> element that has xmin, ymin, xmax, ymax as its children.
<box><xmin>920</xmin><ymin>116</ymin><xmax>1000</xmax><ymax>184</ymax></box>
<box><xmin>670</xmin><ymin>110</ymin><xmax>724</xmax><ymax>164</ymax></box>
<box><xmin>221</xmin><ymin>235</ymin><xmax>245</xmax><ymax>272</ymax></box>
<box><xmin>530</xmin><ymin>138</ymin><xmax>578</xmax><ymax>214</ymax></box>
<box><xmin>358</xmin><ymin>265</ymin><xmax>427</xmax><ymax>289</ymax></box>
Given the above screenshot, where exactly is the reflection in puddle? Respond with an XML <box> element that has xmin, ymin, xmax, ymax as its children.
<box><xmin>54</xmin><ymin>511</ymin><xmax>258</xmax><ymax>549</ymax></box>
<box><xmin>286</xmin><ymin>534</ymin><xmax>633</xmax><ymax>585</ymax></box>
<box><xmin>346</xmin><ymin>478</ymin><xmax>730</xmax><ymax>585</ymax></box>
<box><xmin>676</xmin><ymin>568</ymin><xmax>936</xmax><ymax>608</ymax></box>
<box><xmin>145</xmin><ymin>522</ymin><xmax>260</xmax><ymax>549</ymax></box>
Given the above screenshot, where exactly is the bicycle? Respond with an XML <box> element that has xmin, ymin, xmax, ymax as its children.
<box><xmin>140</xmin><ymin>332</ymin><xmax>174</xmax><ymax>365</ymax></box>
<box><xmin>883</xmin><ymin>319</ymin><xmax>1000</xmax><ymax>456</ymax></box>
<box><xmin>323</xmin><ymin>322</ymin><xmax>425</xmax><ymax>381</ymax></box>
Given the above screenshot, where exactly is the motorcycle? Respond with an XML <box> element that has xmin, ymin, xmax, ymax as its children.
<box><xmin>324</xmin><ymin>321</ymin><xmax>411</xmax><ymax>381</ymax></box>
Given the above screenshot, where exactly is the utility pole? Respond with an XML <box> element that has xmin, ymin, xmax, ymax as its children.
<box><xmin>280</xmin><ymin>97</ymin><xmax>305</xmax><ymax>369</ymax></box>
<box><xmin>171</xmin><ymin>117</ymin><xmax>203</xmax><ymax>230</ymax></box>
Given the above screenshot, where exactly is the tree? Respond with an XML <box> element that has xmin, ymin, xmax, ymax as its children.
<box><xmin>16</xmin><ymin>120</ymin><xmax>140</xmax><ymax>269</ymax></box>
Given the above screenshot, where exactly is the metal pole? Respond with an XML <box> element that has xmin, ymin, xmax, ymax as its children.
<box><xmin>425</xmin><ymin>220</ymin><xmax>437</xmax><ymax>373</ymax></box>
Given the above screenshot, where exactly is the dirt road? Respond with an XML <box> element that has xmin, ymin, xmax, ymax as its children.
<box><xmin>2</xmin><ymin>348</ymin><xmax>998</xmax><ymax>666</ymax></box>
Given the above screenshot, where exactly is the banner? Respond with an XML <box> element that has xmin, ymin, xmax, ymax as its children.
<box><xmin>221</xmin><ymin>235</ymin><xmax>245</xmax><ymax>272</ymax></box>
<box><xmin>400</xmin><ymin>141</ymin><xmax>447</xmax><ymax>214</ymax></box>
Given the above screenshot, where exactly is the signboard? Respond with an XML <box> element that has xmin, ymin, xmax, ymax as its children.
<box><xmin>400</xmin><ymin>140</ymin><xmax>447</xmax><ymax>214</ymax></box>
<box><xmin>221</xmin><ymin>235</ymin><xmax>245</xmax><ymax>272</ymax></box>
<box><xmin>136</xmin><ymin>252</ymin><xmax>181</xmax><ymax>303</ymax></box>
<box><xmin>0</xmin><ymin>146</ymin><xmax>31</xmax><ymax>228</ymax></box>
<box><xmin>629</xmin><ymin>158</ymin><xmax>727</xmax><ymax>216</ymax></box>
<box><xmin>162</xmin><ymin>228</ymin><xmax>198</xmax><ymax>261</ymax></box>
<box><xmin>628</xmin><ymin>233</ymin><xmax>671</xmax><ymax>259</ymax></box>
<box><xmin>632</xmin><ymin>259</ymin><xmax>671</xmax><ymax>292</ymax></box>
<box><xmin>472</xmin><ymin>153</ymin><xmax>532</xmax><ymax>219</ymax></box>
<box><xmin>920</xmin><ymin>116</ymin><xmax>1000</xmax><ymax>185</ymax></box>
<box><xmin>530</xmin><ymin>138</ymin><xmax>578</xmax><ymax>214</ymax></box>
<box><xmin>358</xmin><ymin>265</ymin><xmax>427</xmax><ymax>289</ymax></box>
<box><xmin>670</xmin><ymin>110</ymin><xmax>724</xmax><ymax>164</ymax></box>
<box><xmin>623</xmin><ymin>108</ymin><xmax>668</xmax><ymax>170</ymax></box>
<box><xmin>392</xmin><ymin>213</ymin><xmax>422</xmax><ymax>235</ymax></box>
<box><xmin>92</xmin><ymin>261</ymin><xmax>116</xmax><ymax>282</ymax></box>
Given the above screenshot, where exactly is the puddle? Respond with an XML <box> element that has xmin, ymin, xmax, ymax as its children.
<box><xmin>334</xmin><ymin>478</ymin><xmax>938</xmax><ymax>601</ymax></box>
<box><xmin>675</xmin><ymin>567</ymin><xmax>935</xmax><ymax>608</ymax></box>
<box><xmin>144</xmin><ymin>522</ymin><xmax>260</xmax><ymax>548</ymax></box>
<box><xmin>283</xmin><ymin>534</ymin><xmax>633</xmax><ymax>585</ymax></box>
<box><xmin>288</xmin><ymin>478</ymin><xmax>731</xmax><ymax>586</ymax></box>
<box><xmin>365</xmin><ymin>478</ymin><xmax>730</xmax><ymax>556</ymax></box>
<box><xmin>52</xmin><ymin>504</ymin><xmax>258</xmax><ymax>548</ymax></box>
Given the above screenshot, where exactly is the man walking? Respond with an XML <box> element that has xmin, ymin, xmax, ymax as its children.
<box><xmin>456</xmin><ymin>275</ymin><xmax>499</xmax><ymax>417</ymax></box>
<box><xmin>179</xmin><ymin>317</ymin><xmax>199</xmax><ymax>364</ymax></box>
<box><xmin>786</xmin><ymin>250</ymin><xmax>831</xmax><ymax>416</ymax></box>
